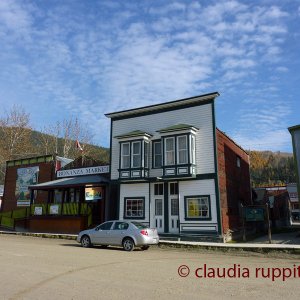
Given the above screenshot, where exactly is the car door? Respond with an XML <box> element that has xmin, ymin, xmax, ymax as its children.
<box><xmin>108</xmin><ymin>221</ymin><xmax>130</xmax><ymax>245</ymax></box>
<box><xmin>93</xmin><ymin>221</ymin><xmax>114</xmax><ymax>244</ymax></box>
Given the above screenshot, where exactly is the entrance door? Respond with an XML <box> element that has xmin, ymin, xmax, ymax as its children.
<box><xmin>152</xmin><ymin>183</ymin><xmax>164</xmax><ymax>233</ymax></box>
<box><xmin>169</xmin><ymin>182</ymin><xmax>179</xmax><ymax>234</ymax></box>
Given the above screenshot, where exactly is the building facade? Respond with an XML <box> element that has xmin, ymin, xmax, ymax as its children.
<box><xmin>106</xmin><ymin>92</ymin><xmax>251</xmax><ymax>240</ymax></box>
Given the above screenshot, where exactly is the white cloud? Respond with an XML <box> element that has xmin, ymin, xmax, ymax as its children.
<box><xmin>0</xmin><ymin>0</ymin><xmax>295</xmax><ymax>150</ymax></box>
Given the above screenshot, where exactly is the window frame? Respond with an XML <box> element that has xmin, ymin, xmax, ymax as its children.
<box><xmin>123</xmin><ymin>197</ymin><xmax>145</xmax><ymax>219</ymax></box>
<box><xmin>152</xmin><ymin>140</ymin><xmax>162</xmax><ymax>169</ymax></box>
<box><xmin>184</xmin><ymin>195</ymin><xmax>211</xmax><ymax>220</ymax></box>
<box><xmin>177</xmin><ymin>135</ymin><xmax>188</xmax><ymax>165</ymax></box>
<box><xmin>191</xmin><ymin>135</ymin><xmax>196</xmax><ymax>165</ymax></box>
<box><xmin>154</xmin><ymin>183</ymin><xmax>164</xmax><ymax>195</ymax></box>
<box><xmin>120</xmin><ymin>142</ymin><xmax>130</xmax><ymax>169</ymax></box>
<box><xmin>131</xmin><ymin>141</ymin><xmax>142</xmax><ymax>168</ymax></box>
<box><xmin>164</xmin><ymin>137</ymin><xmax>175</xmax><ymax>166</ymax></box>
<box><xmin>144</xmin><ymin>141</ymin><xmax>149</xmax><ymax>169</ymax></box>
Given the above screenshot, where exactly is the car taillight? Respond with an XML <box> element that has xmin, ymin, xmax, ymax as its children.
<box><xmin>140</xmin><ymin>230</ymin><xmax>148</xmax><ymax>236</ymax></box>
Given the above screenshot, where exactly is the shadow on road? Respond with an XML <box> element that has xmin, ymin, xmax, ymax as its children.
<box><xmin>59</xmin><ymin>243</ymin><xmax>144</xmax><ymax>251</ymax></box>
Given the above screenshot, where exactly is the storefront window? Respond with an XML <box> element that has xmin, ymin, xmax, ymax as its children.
<box><xmin>124</xmin><ymin>198</ymin><xmax>145</xmax><ymax>219</ymax></box>
<box><xmin>54</xmin><ymin>190</ymin><xmax>63</xmax><ymax>203</ymax></box>
<box><xmin>185</xmin><ymin>196</ymin><xmax>210</xmax><ymax>219</ymax></box>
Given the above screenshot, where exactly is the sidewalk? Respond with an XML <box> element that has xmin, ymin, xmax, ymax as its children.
<box><xmin>1</xmin><ymin>230</ymin><xmax>300</xmax><ymax>252</ymax></box>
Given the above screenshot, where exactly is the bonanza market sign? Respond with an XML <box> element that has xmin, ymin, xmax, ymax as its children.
<box><xmin>16</xmin><ymin>166</ymin><xmax>39</xmax><ymax>207</ymax></box>
<box><xmin>57</xmin><ymin>166</ymin><xmax>109</xmax><ymax>178</ymax></box>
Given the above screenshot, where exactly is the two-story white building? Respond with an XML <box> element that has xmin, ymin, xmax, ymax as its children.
<box><xmin>106</xmin><ymin>92</ymin><xmax>225</xmax><ymax>239</ymax></box>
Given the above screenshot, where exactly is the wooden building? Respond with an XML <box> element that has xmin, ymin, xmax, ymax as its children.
<box><xmin>1</xmin><ymin>156</ymin><xmax>114</xmax><ymax>234</ymax></box>
<box><xmin>105</xmin><ymin>92</ymin><xmax>252</xmax><ymax>241</ymax></box>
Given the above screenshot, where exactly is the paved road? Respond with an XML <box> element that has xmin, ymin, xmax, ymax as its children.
<box><xmin>0</xmin><ymin>235</ymin><xmax>299</xmax><ymax>300</ymax></box>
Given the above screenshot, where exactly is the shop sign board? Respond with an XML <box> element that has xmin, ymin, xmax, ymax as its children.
<box><xmin>57</xmin><ymin>166</ymin><xmax>109</xmax><ymax>178</ymax></box>
<box><xmin>85</xmin><ymin>187</ymin><xmax>102</xmax><ymax>201</ymax></box>
<box><xmin>245</xmin><ymin>207</ymin><xmax>265</xmax><ymax>222</ymax></box>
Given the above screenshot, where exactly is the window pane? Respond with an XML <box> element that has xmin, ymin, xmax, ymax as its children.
<box><xmin>113</xmin><ymin>222</ymin><xmax>129</xmax><ymax>230</ymax></box>
<box><xmin>98</xmin><ymin>221</ymin><xmax>113</xmax><ymax>230</ymax></box>
<box><xmin>144</xmin><ymin>142</ymin><xmax>149</xmax><ymax>168</ymax></box>
<box><xmin>155</xmin><ymin>199</ymin><xmax>163</xmax><ymax>216</ymax></box>
<box><xmin>121</xmin><ymin>143</ymin><xmax>130</xmax><ymax>168</ymax></box>
<box><xmin>154</xmin><ymin>183</ymin><xmax>164</xmax><ymax>195</ymax></box>
<box><xmin>171</xmin><ymin>198</ymin><xmax>179</xmax><ymax>216</ymax></box>
<box><xmin>170</xmin><ymin>183</ymin><xmax>178</xmax><ymax>195</ymax></box>
<box><xmin>122</xmin><ymin>143</ymin><xmax>129</xmax><ymax>155</ymax></box>
<box><xmin>166</xmin><ymin>152</ymin><xmax>174</xmax><ymax>165</ymax></box>
<box><xmin>178</xmin><ymin>136</ymin><xmax>187</xmax><ymax>150</ymax></box>
<box><xmin>165</xmin><ymin>138</ymin><xmax>175</xmax><ymax>165</ymax></box>
<box><xmin>122</xmin><ymin>156</ymin><xmax>130</xmax><ymax>168</ymax></box>
<box><xmin>154</xmin><ymin>142</ymin><xmax>162</xmax><ymax>168</ymax></box>
<box><xmin>179</xmin><ymin>150</ymin><xmax>187</xmax><ymax>164</ymax></box>
<box><xmin>178</xmin><ymin>136</ymin><xmax>187</xmax><ymax>164</ymax></box>
<box><xmin>191</xmin><ymin>136</ymin><xmax>195</xmax><ymax>164</ymax></box>
<box><xmin>166</xmin><ymin>138</ymin><xmax>174</xmax><ymax>151</ymax></box>
<box><xmin>131</xmin><ymin>142</ymin><xmax>141</xmax><ymax>168</ymax></box>
<box><xmin>132</xmin><ymin>155</ymin><xmax>140</xmax><ymax>167</ymax></box>
<box><xmin>133</xmin><ymin>142</ymin><xmax>140</xmax><ymax>154</ymax></box>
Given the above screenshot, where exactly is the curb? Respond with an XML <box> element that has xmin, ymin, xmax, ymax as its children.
<box><xmin>1</xmin><ymin>230</ymin><xmax>300</xmax><ymax>254</ymax></box>
<box><xmin>0</xmin><ymin>230</ymin><xmax>77</xmax><ymax>240</ymax></box>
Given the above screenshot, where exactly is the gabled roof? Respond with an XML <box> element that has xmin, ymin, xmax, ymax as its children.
<box><xmin>157</xmin><ymin>124</ymin><xmax>199</xmax><ymax>133</ymax></box>
<box><xmin>114</xmin><ymin>130</ymin><xmax>153</xmax><ymax>139</ymax></box>
<box><xmin>105</xmin><ymin>92</ymin><xmax>219</xmax><ymax>119</ymax></box>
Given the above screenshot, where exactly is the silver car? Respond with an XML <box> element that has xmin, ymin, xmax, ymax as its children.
<box><xmin>77</xmin><ymin>220</ymin><xmax>159</xmax><ymax>251</ymax></box>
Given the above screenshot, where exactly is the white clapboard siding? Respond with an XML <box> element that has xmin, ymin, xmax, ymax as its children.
<box><xmin>111</xmin><ymin>103</ymin><xmax>215</xmax><ymax>180</ymax></box>
<box><xmin>119</xmin><ymin>183</ymin><xmax>149</xmax><ymax>222</ymax></box>
<box><xmin>179</xmin><ymin>180</ymin><xmax>218</xmax><ymax>225</ymax></box>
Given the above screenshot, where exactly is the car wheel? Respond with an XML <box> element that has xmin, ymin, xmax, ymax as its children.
<box><xmin>81</xmin><ymin>235</ymin><xmax>91</xmax><ymax>248</ymax></box>
<box><xmin>141</xmin><ymin>245</ymin><xmax>149</xmax><ymax>251</ymax></box>
<box><xmin>122</xmin><ymin>238</ymin><xmax>135</xmax><ymax>251</ymax></box>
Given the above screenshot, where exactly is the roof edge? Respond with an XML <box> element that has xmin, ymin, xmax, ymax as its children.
<box><xmin>105</xmin><ymin>92</ymin><xmax>219</xmax><ymax>119</ymax></box>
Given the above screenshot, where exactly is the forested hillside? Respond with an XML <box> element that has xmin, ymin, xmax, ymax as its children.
<box><xmin>249</xmin><ymin>150</ymin><xmax>296</xmax><ymax>187</ymax></box>
<box><xmin>0</xmin><ymin>106</ymin><xmax>109</xmax><ymax>184</ymax></box>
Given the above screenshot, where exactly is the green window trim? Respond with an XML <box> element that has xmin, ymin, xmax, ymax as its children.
<box><xmin>123</xmin><ymin>197</ymin><xmax>145</xmax><ymax>219</ymax></box>
<box><xmin>184</xmin><ymin>195</ymin><xmax>212</xmax><ymax>221</ymax></box>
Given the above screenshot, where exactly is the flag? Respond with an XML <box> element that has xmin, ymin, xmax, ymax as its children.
<box><xmin>75</xmin><ymin>140</ymin><xmax>83</xmax><ymax>152</ymax></box>
<box><xmin>55</xmin><ymin>156</ymin><xmax>74</xmax><ymax>172</ymax></box>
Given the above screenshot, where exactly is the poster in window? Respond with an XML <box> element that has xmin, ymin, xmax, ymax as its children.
<box><xmin>188</xmin><ymin>199</ymin><xmax>199</xmax><ymax>217</ymax></box>
<box><xmin>85</xmin><ymin>187</ymin><xmax>102</xmax><ymax>201</ymax></box>
<box><xmin>16</xmin><ymin>166</ymin><xmax>39</xmax><ymax>207</ymax></box>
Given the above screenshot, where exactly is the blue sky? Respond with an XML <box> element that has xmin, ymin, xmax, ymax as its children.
<box><xmin>0</xmin><ymin>0</ymin><xmax>299</xmax><ymax>152</ymax></box>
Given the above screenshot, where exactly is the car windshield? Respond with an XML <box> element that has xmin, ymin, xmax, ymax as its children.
<box><xmin>131</xmin><ymin>221</ymin><xmax>147</xmax><ymax>229</ymax></box>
